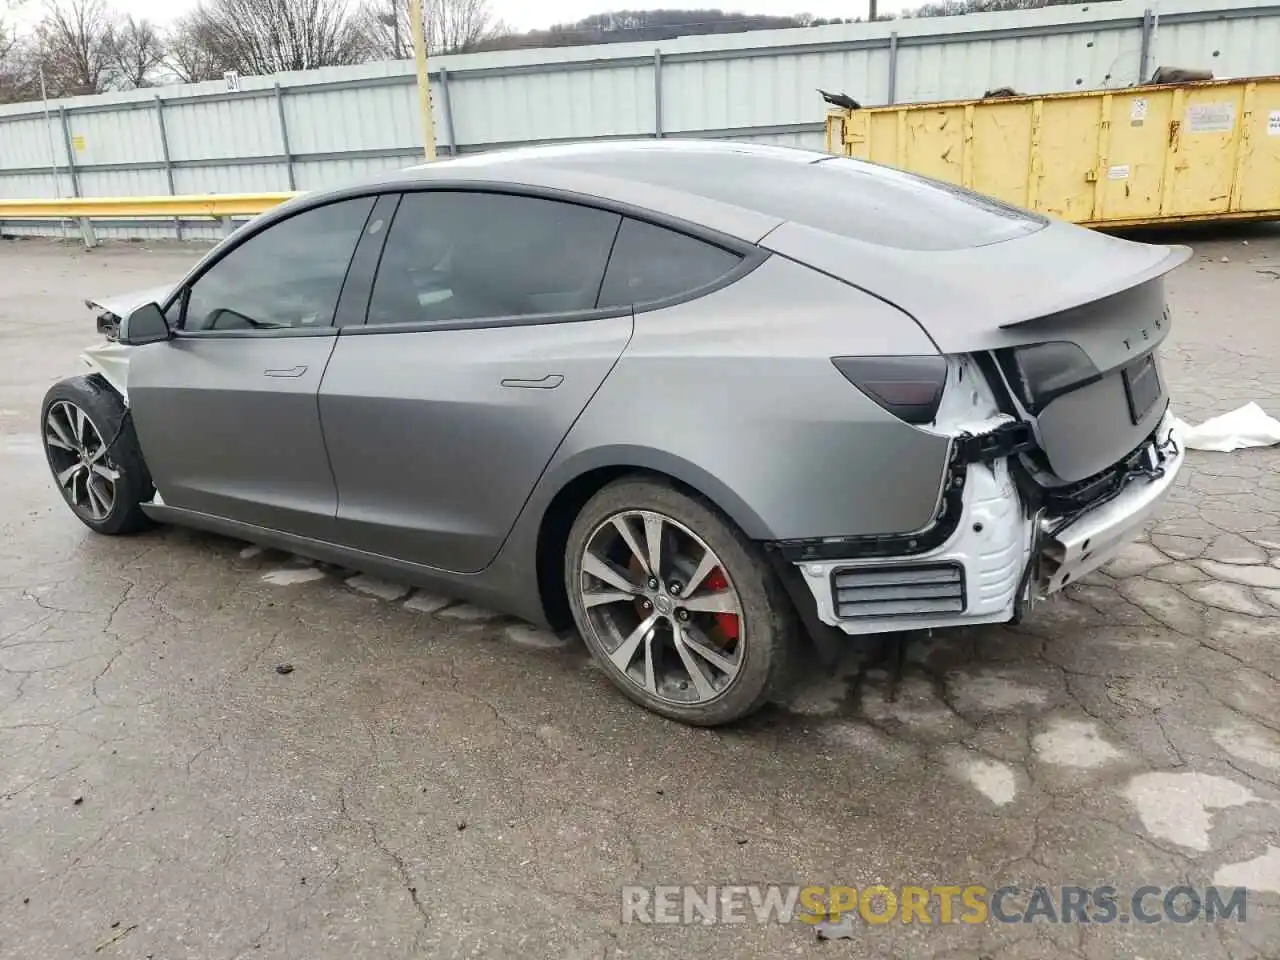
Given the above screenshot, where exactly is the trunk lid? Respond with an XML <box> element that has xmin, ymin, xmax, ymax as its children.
<box><xmin>763</xmin><ymin>219</ymin><xmax>1191</xmax><ymax>482</ymax></box>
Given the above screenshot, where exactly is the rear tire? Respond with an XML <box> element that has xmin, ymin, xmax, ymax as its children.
<box><xmin>40</xmin><ymin>375</ymin><xmax>154</xmax><ymax>536</ymax></box>
<box><xmin>565</xmin><ymin>478</ymin><xmax>797</xmax><ymax>726</ymax></box>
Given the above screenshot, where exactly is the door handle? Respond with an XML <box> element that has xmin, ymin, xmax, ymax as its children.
<box><xmin>501</xmin><ymin>375</ymin><xmax>564</xmax><ymax>390</ymax></box>
<box><xmin>264</xmin><ymin>365</ymin><xmax>308</xmax><ymax>378</ymax></box>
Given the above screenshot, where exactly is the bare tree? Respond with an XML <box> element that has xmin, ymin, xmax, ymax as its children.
<box><xmin>166</xmin><ymin>8</ymin><xmax>232</xmax><ymax>83</ymax></box>
<box><xmin>360</xmin><ymin>0</ymin><xmax>405</xmax><ymax>58</ymax></box>
<box><xmin>107</xmin><ymin>14</ymin><xmax>163</xmax><ymax>88</ymax></box>
<box><xmin>434</xmin><ymin>0</ymin><xmax>504</xmax><ymax>52</ymax></box>
<box><xmin>907</xmin><ymin>0</ymin><xmax>1107</xmax><ymax>14</ymax></box>
<box><xmin>0</xmin><ymin>15</ymin><xmax>19</xmax><ymax>74</ymax></box>
<box><xmin>166</xmin><ymin>7</ymin><xmax>233</xmax><ymax>84</ymax></box>
<box><xmin>1</xmin><ymin>22</ymin><xmax>39</xmax><ymax>103</ymax></box>
<box><xmin>34</xmin><ymin>0</ymin><xmax>116</xmax><ymax>96</ymax></box>
<box><xmin>359</xmin><ymin>0</ymin><xmax>506</xmax><ymax>58</ymax></box>
<box><xmin>191</xmin><ymin>0</ymin><xmax>370</xmax><ymax>75</ymax></box>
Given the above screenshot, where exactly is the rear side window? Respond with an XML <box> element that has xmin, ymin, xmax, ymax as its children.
<box><xmin>367</xmin><ymin>191</ymin><xmax>621</xmax><ymax>326</ymax></box>
<box><xmin>597</xmin><ymin>218</ymin><xmax>743</xmax><ymax>309</ymax></box>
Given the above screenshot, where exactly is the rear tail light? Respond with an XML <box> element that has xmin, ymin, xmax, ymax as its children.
<box><xmin>831</xmin><ymin>355</ymin><xmax>947</xmax><ymax>425</ymax></box>
<box><xmin>997</xmin><ymin>341</ymin><xmax>1100</xmax><ymax>412</ymax></box>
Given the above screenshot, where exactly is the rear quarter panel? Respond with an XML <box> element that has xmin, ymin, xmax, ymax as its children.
<box><xmin>538</xmin><ymin>255</ymin><xmax>954</xmax><ymax>542</ymax></box>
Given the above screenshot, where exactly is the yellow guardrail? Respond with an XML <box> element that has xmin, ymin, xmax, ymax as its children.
<box><xmin>0</xmin><ymin>192</ymin><xmax>300</xmax><ymax>220</ymax></box>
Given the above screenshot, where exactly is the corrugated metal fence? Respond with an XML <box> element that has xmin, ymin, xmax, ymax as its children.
<box><xmin>1</xmin><ymin>0</ymin><xmax>1278</xmax><ymax>239</ymax></box>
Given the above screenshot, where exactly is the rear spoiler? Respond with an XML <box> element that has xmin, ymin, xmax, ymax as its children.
<box><xmin>997</xmin><ymin>244</ymin><xmax>1191</xmax><ymax>329</ymax></box>
<box><xmin>761</xmin><ymin>218</ymin><xmax>1192</xmax><ymax>354</ymax></box>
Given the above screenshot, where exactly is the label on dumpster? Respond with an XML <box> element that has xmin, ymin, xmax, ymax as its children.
<box><xmin>1107</xmin><ymin>164</ymin><xmax>1130</xmax><ymax>180</ymax></box>
<box><xmin>1130</xmin><ymin>98</ymin><xmax>1148</xmax><ymax>125</ymax></box>
<box><xmin>1269</xmin><ymin>111</ymin><xmax>1280</xmax><ymax>135</ymax></box>
<box><xmin>1186</xmin><ymin>102</ymin><xmax>1234</xmax><ymax>133</ymax></box>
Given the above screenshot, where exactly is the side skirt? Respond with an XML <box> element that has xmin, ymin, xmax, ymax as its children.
<box><xmin>140</xmin><ymin>503</ymin><xmax>549</xmax><ymax>626</ymax></box>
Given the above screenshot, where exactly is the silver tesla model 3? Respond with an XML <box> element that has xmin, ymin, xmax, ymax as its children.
<box><xmin>42</xmin><ymin>140</ymin><xmax>1187</xmax><ymax>726</ymax></box>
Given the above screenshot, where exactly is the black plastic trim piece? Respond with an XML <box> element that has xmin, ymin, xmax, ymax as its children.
<box><xmin>828</xmin><ymin>561</ymin><xmax>967</xmax><ymax>620</ymax></box>
<box><xmin>762</xmin><ymin>547</ymin><xmax>849</xmax><ymax>668</ymax></box>
<box><xmin>174</xmin><ymin>326</ymin><xmax>339</xmax><ymax>340</ymax></box>
<box><xmin>338</xmin><ymin>305</ymin><xmax>635</xmax><ymax>336</ymax></box>
<box><xmin>338</xmin><ymin>192</ymin><xmax>401</xmax><ymax>328</ymax></box>
<box><xmin>951</xmin><ymin>421</ymin><xmax>1037</xmax><ymax>465</ymax></box>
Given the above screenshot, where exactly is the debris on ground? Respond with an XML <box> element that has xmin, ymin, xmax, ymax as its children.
<box><xmin>1174</xmin><ymin>403</ymin><xmax>1280</xmax><ymax>451</ymax></box>
<box><xmin>814</xmin><ymin>914</ymin><xmax>858</xmax><ymax>940</ymax></box>
<box><xmin>275</xmin><ymin>663</ymin><xmax>295</xmax><ymax>675</ymax></box>
<box><xmin>93</xmin><ymin>924</ymin><xmax>137</xmax><ymax>952</ymax></box>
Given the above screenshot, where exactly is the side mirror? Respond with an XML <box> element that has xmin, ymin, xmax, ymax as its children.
<box><xmin>119</xmin><ymin>303</ymin><xmax>172</xmax><ymax>346</ymax></box>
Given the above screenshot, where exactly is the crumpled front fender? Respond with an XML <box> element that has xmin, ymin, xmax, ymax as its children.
<box><xmin>85</xmin><ymin>283</ymin><xmax>176</xmax><ymax>325</ymax></box>
<box><xmin>80</xmin><ymin>341</ymin><xmax>134</xmax><ymax>403</ymax></box>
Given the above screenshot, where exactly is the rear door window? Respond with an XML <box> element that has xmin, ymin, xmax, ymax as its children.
<box><xmin>597</xmin><ymin>218</ymin><xmax>743</xmax><ymax>309</ymax></box>
<box><xmin>366</xmin><ymin>191</ymin><xmax>621</xmax><ymax>326</ymax></box>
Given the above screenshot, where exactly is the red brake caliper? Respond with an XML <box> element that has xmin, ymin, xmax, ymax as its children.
<box><xmin>703</xmin><ymin>568</ymin><xmax>739</xmax><ymax>641</ymax></box>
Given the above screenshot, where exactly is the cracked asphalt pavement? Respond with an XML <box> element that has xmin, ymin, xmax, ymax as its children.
<box><xmin>2</xmin><ymin>232</ymin><xmax>1279</xmax><ymax>959</ymax></box>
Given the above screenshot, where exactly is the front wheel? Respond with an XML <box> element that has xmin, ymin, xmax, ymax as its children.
<box><xmin>40</xmin><ymin>375</ymin><xmax>155</xmax><ymax>536</ymax></box>
<box><xmin>565</xmin><ymin>478</ymin><xmax>798</xmax><ymax>726</ymax></box>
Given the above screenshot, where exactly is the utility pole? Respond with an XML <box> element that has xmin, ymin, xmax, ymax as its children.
<box><xmin>869</xmin><ymin>0</ymin><xmax>878</xmax><ymax>20</ymax></box>
<box><xmin>409</xmin><ymin>0</ymin><xmax>437</xmax><ymax>161</ymax></box>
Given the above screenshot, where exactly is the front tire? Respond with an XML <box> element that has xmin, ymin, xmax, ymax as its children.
<box><xmin>40</xmin><ymin>375</ymin><xmax>154</xmax><ymax>536</ymax></box>
<box><xmin>565</xmin><ymin>478</ymin><xmax>797</xmax><ymax>726</ymax></box>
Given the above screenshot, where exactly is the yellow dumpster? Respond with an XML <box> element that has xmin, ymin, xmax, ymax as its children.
<box><xmin>825</xmin><ymin>76</ymin><xmax>1280</xmax><ymax>228</ymax></box>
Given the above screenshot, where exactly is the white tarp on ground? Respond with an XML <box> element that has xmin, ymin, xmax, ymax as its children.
<box><xmin>1174</xmin><ymin>403</ymin><xmax>1280</xmax><ymax>452</ymax></box>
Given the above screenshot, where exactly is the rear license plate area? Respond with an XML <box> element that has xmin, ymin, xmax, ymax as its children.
<box><xmin>1122</xmin><ymin>354</ymin><xmax>1160</xmax><ymax>425</ymax></box>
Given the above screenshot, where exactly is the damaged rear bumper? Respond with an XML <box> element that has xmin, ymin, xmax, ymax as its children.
<box><xmin>1038</xmin><ymin>414</ymin><xmax>1183</xmax><ymax>593</ymax></box>
<box><xmin>787</xmin><ymin>409</ymin><xmax>1184</xmax><ymax>636</ymax></box>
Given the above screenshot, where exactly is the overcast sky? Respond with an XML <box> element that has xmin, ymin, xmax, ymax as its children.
<box><xmin>14</xmin><ymin>1</ymin><xmax>905</xmax><ymax>32</ymax></box>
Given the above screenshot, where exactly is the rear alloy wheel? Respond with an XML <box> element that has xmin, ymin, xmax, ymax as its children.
<box><xmin>41</xmin><ymin>375</ymin><xmax>154</xmax><ymax>536</ymax></box>
<box><xmin>566</xmin><ymin>479</ymin><xmax>796</xmax><ymax>725</ymax></box>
